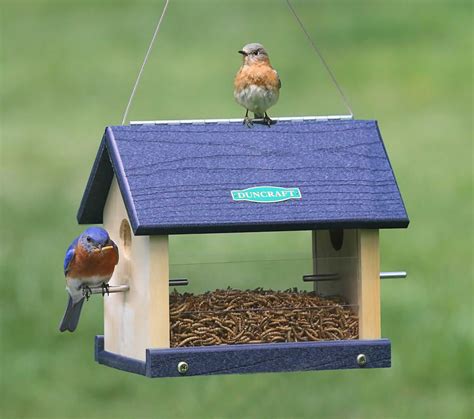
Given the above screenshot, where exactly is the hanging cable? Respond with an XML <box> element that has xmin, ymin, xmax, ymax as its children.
<box><xmin>121</xmin><ymin>0</ymin><xmax>351</xmax><ymax>123</ymax></box>
<box><xmin>121</xmin><ymin>0</ymin><xmax>170</xmax><ymax>125</ymax></box>
<box><xmin>285</xmin><ymin>0</ymin><xmax>353</xmax><ymax>117</ymax></box>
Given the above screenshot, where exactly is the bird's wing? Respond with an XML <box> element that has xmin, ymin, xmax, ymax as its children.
<box><xmin>63</xmin><ymin>237</ymin><xmax>79</xmax><ymax>275</ymax></box>
<box><xmin>274</xmin><ymin>69</ymin><xmax>281</xmax><ymax>89</ymax></box>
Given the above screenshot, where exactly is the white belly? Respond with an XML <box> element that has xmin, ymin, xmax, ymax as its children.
<box><xmin>234</xmin><ymin>85</ymin><xmax>279</xmax><ymax>115</ymax></box>
<box><xmin>66</xmin><ymin>275</ymin><xmax>111</xmax><ymax>302</ymax></box>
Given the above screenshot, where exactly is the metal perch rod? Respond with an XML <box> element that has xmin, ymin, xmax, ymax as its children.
<box><xmin>169</xmin><ymin>278</ymin><xmax>189</xmax><ymax>287</ymax></box>
<box><xmin>303</xmin><ymin>274</ymin><xmax>340</xmax><ymax>282</ymax></box>
<box><xmin>88</xmin><ymin>285</ymin><xmax>130</xmax><ymax>295</ymax></box>
<box><xmin>379</xmin><ymin>271</ymin><xmax>407</xmax><ymax>279</ymax></box>
<box><xmin>303</xmin><ymin>271</ymin><xmax>407</xmax><ymax>281</ymax></box>
<box><xmin>87</xmin><ymin>278</ymin><xmax>189</xmax><ymax>295</ymax></box>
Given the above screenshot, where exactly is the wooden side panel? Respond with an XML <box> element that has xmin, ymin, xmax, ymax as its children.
<box><xmin>148</xmin><ymin>236</ymin><xmax>170</xmax><ymax>349</ymax></box>
<box><xmin>358</xmin><ymin>229</ymin><xmax>381</xmax><ymax>338</ymax></box>
<box><xmin>312</xmin><ymin>229</ymin><xmax>381</xmax><ymax>339</ymax></box>
<box><xmin>103</xmin><ymin>177</ymin><xmax>170</xmax><ymax>361</ymax></box>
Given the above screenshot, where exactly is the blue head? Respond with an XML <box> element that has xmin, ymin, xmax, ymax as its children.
<box><xmin>78</xmin><ymin>227</ymin><xmax>111</xmax><ymax>253</ymax></box>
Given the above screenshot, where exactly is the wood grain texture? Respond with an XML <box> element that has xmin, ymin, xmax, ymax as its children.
<box><xmin>77</xmin><ymin>119</ymin><xmax>409</xmax><ymax>234</ymax></box>
<box><xmin>94</xmin><ymin>335</ymin><xmax>391</xmax><ymax>377</ymax></box>
<box><xmin>103</xmin><ymin>177</ymin><xmax>170</xmax><ymax>361</ymax></box>
<box><xmin>358</xmin><ymin>229</ymin><xmax>381</xmax><ymax>338</ymax></box>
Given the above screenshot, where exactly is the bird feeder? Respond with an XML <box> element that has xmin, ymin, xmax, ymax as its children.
<box><xmin>77</xmin><ymin>117</ymin><xmax>409</xmax><ymax>377</ymax></box>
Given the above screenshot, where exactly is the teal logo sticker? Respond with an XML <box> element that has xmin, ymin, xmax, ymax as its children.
<box><xmin>231</xmin><ymin>186</ymin><xmax>302</xmax><ymax>203</ymax></box>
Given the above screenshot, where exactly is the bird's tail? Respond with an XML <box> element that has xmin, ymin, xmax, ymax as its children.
<box><xmin>254</xmin><ymin>112</ymin><xmax>265</xmax><ymax>119</ymax></box>
<box><xmin>59</xmin><ymin>296</ymin><xmax>85</xmax><ymax>332</ymax></box>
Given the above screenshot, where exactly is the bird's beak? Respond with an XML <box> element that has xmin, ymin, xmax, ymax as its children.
<box><xmin>94</xmin><ymin>244</ymin><xmax>113</xmax><ymax>253</ymax></box>
<box><xmin>238</xmin><ymin>50</ymin><xmax>247</xmax><ymax>56</ymax></box>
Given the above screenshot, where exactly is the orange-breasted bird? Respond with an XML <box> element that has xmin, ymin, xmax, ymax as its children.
<box><xmin>234</xmin><ymin>43</ymin><xmax>281</xmax><ymax>127</ymax></box>
<box><xmin>59</xmin><ymin>227</ymin><xmax>119</xmax><ymax>332</ymax></box>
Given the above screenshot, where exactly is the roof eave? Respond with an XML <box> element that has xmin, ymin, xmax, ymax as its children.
<box><xmin>133</xmin><ymin>218</ymin><xmax>409</xmax><ymax>236</ymax></box>
<box><xmin>76</xmin><ymin>133</ymin><xmax>113</xmax><ymax>225</ymax></box>
<box><xmin>76</xmin><ymin>127</ymin><xmax>140</xmax><ymax>230</ymax></box>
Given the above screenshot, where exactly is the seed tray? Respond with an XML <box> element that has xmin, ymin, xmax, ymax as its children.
<box><xmin>170</xmin><ymin>288</ymin><xmax>358</xmax><ymax>347</ymax></box>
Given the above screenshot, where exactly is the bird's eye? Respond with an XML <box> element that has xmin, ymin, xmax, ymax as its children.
<box><xmin>254</xmin><ymin>50</ymin><xmax>259</xmax><ymax>55</ymax></box>
<box><xmin>86</xmin><ymin>237</ymin><xmax>92</xmax><ymax>243</ymax></box>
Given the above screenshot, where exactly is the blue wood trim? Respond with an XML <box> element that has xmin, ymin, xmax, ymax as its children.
<box><xmin>95</xmin><ymin>336</ymin><xmax>146</xmax><ymax>376</ymax></box>
<box><xmin>134</xmin><ymin>219</ymin><xmax>407</xmax><ymax>236</ymax></box>
<box><xmin>76</xmin><ymin>136</ymin><xmax>114</xmax><ymax>224</ymax></box>
<box><xmin>104</xmin><ymin>127</ymin><xmax>141</xmax><ymax>233</ymax></box>
<box><xmin>94</xmin><ymin>336</ymin><xmax>390</xmax><ymax>378</ymax></box>
<box><xmin>374</xmin><ymin>121</ymin><xmax>409</xmax><ymax>219</ymax></box>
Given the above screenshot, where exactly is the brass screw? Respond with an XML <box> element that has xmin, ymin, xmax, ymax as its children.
<box><xmin>177</xmin><ymin>361</ymin><xmax>189</xmax><ymax>375</ymax></box>
<box><xmin>357</xmin><ymin>354</ymin><xmax>367</xmax><ymax>367</ymax></box>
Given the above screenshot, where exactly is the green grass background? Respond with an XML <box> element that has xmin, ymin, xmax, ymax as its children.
<box><xmin>1</xmin><ymin>0</ymin><xmax>472</xmax><ymax>418</ymax></box>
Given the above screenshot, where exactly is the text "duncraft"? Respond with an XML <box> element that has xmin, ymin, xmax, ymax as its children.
<box><xmin>231</xmin><ymin>186</ymin><xmax>302</xmax><ymax>203</ymax></box>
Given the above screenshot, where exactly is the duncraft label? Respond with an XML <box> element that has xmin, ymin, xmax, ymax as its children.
<box><xmin>231</xmin><ymin>186</ymin><xmax>302</xmax><ymax>203</ymax></box>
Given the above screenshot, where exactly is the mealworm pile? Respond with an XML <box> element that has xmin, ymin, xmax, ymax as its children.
<box><xmin>170</xmin><ymin>288</ymin><xmax>358</xmax><ymax>347</ymax></box>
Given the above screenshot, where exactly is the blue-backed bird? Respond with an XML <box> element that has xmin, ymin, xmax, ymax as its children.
<box><xmin>60</xmin><ymin>227</ymin><xmax>119</xmax><ymax>332</ymax></box>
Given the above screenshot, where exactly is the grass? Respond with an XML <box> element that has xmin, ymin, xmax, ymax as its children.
<box><xmin>1</xmin><ymin>1</ymin><xmax>473</xmax><ymax>418</ymax></box>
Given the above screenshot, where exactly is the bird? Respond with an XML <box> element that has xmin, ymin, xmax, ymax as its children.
<box><xmin>59</xmin><ymin>227</ymin><xmax>119</xmax><ymax>332</ymax></box>
<box><xmin>234</xmin><ymin>42</ymin><xmax>281</xmax><ymax>127</ymax></box>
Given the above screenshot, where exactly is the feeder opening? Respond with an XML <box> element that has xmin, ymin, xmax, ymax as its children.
<box><xmin>169</xmin><ymin>231</ymin><xmax>359</xmax><ymax>348</ymax></box>
<box><xmin>119</xmin><ymin>219</ymin><xmax>132</xmax><ymax>258</ymax></box>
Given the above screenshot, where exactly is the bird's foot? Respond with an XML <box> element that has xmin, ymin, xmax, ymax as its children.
<box><xmin>263</xmin><ymin>113</ymin><xmax>273</xmax><ymax>127</ymax></box>
<box><xmin>82</xmin><ymin>285</ymin><xmax>92</xmax><ymax>301</ymax></box>
<box><xmin>243</xmin><ymin>109</ymin><xmax>253</xmax><ymax>128</ymax></box>
<box><xmin>243</xmin><ymin>116</ymin><xmax>253</xmax><ymax>128</ymax></box>
<box><xmin>101</xmin><ymin>283</ymin><xmax>110</xmax><ymax>297</ymax></box>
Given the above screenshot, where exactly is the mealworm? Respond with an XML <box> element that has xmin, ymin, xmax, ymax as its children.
<box><xmin>170</xmin><ymin>288</ymin><xmax>359</xmax><ymax>347</ymax></box>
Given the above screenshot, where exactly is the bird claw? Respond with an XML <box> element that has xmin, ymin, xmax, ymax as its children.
<box><xmin>101</xmin><ymin>283</ymin><xmax>110</xmax><ymax>297</ymax></box>
<box><xmin>243</xmin><ymin>116</ymin><xmax>253</xmax><ymax>128</ymax></box>
<box><xmin>82</xmin><ymin>285</ymin><xmax>92</xmax><ymax>301</ymax></box>
<box><xmin>242</xmin><ymin>110</ymin><xmax>253</xmax><ymax>128</ymax></box>
<box><xmin>263</xmin><ymin>113</ymin><xmax>273</xmax><ymax>127</ymax></box>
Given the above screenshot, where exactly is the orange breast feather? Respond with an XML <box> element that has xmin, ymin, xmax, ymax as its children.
<box><xmin>235</xmin><ymin>62</ymin><xmax>280</xmax><ymax>91</ymax></box>
<box><xmin>67</xmin><ymin>245</ymin><xmax>118</xmax><ymax>278</ymax></box>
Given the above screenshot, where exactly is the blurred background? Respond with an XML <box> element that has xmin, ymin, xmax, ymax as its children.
<box><xmin>1</xmin><ymin>0</ymin><xmax>472</xmax><ymax>418</ymax></box>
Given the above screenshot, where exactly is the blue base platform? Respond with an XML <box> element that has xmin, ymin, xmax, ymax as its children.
<box><xmin>95</xmin><ymin>335</ymin><xmax>391</xmax><ymax>377</ymax></box>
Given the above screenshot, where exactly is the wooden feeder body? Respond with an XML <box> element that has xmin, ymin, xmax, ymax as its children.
<box><xmin>103</xmin><ymin>177</ymin><xmax>170</xmax><ymax>361</ymax></box>
<box><xmin>78</xmin><ymin>119</ymin><xmax>408</xmax><ymax>376</ymax></box>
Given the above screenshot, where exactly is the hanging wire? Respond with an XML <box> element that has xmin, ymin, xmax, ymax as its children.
<box><xmin>121</xmin><ymin>0</ymin><xmax>352</xmax><ymax>124</ymax></box>
<box><xmin>285</xmin><ymin>0</ymin><xmax>354</xmax><ymax>117</ymax></box>
<box><xmin>121</xmin><ymin>0</ymin><xmax>170</xmax><ymax>125</ymax></box>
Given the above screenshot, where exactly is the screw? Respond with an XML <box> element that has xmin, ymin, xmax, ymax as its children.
<box><xmin>357</xmin><ymin>354</ymin><xmax>367</xmax><ymax>367</ymax></box>
<box><xmin>177</xmin><ymin>361</ymin><xmax>189</xmax><ymax>375</ymax></box>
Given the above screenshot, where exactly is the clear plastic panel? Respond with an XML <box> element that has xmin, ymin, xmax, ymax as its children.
<box><xmin>168</xmin><ymin>232</ymin><xmax>359</xmax><ymax>347</ymax></box>
<box><xmin>169</xmin><ymin>231</ymin><xmax>314</xmax><ymax>293</ymax></box>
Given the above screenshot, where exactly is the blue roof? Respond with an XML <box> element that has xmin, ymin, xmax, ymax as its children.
<box><xmin>77</xmin><ymin>119</ymin><xmax>409</xmax><ymax>235</ymax></box>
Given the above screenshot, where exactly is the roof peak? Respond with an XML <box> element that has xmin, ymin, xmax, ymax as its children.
<box><xmin>128</xmin><ymin>115</ymin><xmax>353</xmax><ymax>126</ymax></box>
